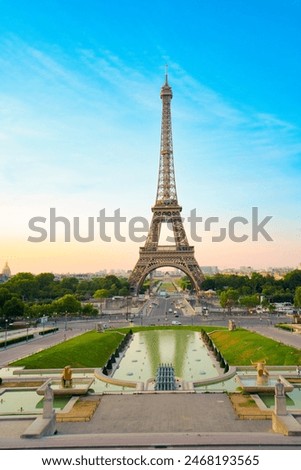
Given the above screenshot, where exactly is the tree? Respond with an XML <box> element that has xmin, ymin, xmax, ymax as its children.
<box><xmin>81</xmin><ymin>303</ymin><xmax>98</xmax><ymax>316</ymax></box>
<box><xmin>0</xmin><ymin>287</ymin><xmax>12</xmax><ymax>310</ymax></box>
<box><xmin>239</xmin><ymin>294</ymin><xmax>259</xmax><ymax>312</ymax></box>
<box><xmin>35</xmin><ymin>273</ymin><xmax>56</xmax><ymax>300</ymax></box>
<box><xmin>294</xmin><ymin>286</ymin><xmax>301</xmax><ymax>310</ymax></box>
<box><xmin>36</xmin><ymin>273</ymin><xmax>55</xmax><ymax>288</ymax></box>
<box><xmin>4</xmin><ymin>272</ymin><xmax>38</xmax><ymax>301</ymax></box>
<box><xmin>284</xmin><ymin>270</ymin><xmax>301</xmax><ymax>291</ymax></box>
<box><xmin>179</xmin><ymin>276</ymin><xmax>192</xmax><ymax>291</ymax></box>
<box><xmin>249</xmin><ymin>272</ymin><xmax>266</xmax><ymax>294</ymax></box>
<box><xmin>118</xmin><ymin>287</ymin><xmax>129</xmax><ymax>297</ymax></box>
<box><xmin>270</xmin><ymin>291</ymin><xmax>293</xmax><ymax>303</ymax></box>
<box><xmin>213</xmin><ymin>274</ymin><xmax>249</xmax><ymax>291</ymax></box>
<box><xmin>2</xmin><ymin>297</ymin><xmax>25</xmax><ymax>319</ymax></box>
<box><xmin>60</xmin><ymin>277</ymin><xmax>79</xmax><ymax>293</ymax></box>
<box><xmin>93</xmin><ymin>289</ymin><xmax>109</xmax><ymax>299</ymax></box>
<box><xmin>52</xmin><ymin>294</ymin><xmax>81</xmax><ymax>314</ymax></box>
<box><xmin>102</xmin><ymin>275</ymin><xmax>121</xmax><ymax>289</ymax></box>
<box><xmin>108</xmin><ymin>283</ymin><xmax>118</xmax><ymax>297</ymax></box>
<box><xmin>200</xmin><ymin>277</ymin><xmax>215</xmax><ymax>291</ymax></box>
<box><xmin>219</xmin><ymin>288</ymin><xmax>239</xmax><ymax>312</ymax></box>
<box><xmin>268</xmin><ymin>303</ymin><xmax>276</xmax><ymax>313</ymax></box>
<box><xmin>26</xmin><ymin>303</ymin><xmax>54</xmax><ymax>318</ymax></box>
<box><xmin>76</xmin><ymin>280</ymin><xmax>97</xmax><ymax>300</ymax></box>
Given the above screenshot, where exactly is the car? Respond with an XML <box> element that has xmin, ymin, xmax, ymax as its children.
<box><xmin>172</xmin><ymin>320</ymin><xmax>181</xmax><ymax>325</ymax></box>
<box><xmin>174</xmin><ymin>314</ymin><xmax>179</xmax><ymax>317</ymax></box>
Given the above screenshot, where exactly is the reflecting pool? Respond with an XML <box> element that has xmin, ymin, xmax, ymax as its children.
<box><xmin>112</xmin><ymin>330</ymin><xmax>218</xmax><ymax>382</ymax></box>
<box><xmin>0</xmin><ymin>389</ymin><xmax>71</xmax><ymax>414</ymax></box>
<box><xmin>258</xmin><ymin>385</ymin><xmax>301</xmax><ymax>410</ymax></box>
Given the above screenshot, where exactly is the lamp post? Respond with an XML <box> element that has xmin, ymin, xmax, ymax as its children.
<box><xmin>126</xmin><ymin>296</ymin><xmax>132</xmax><ymax>321</ymax></box>
<box><xmin>26</xmin><ymin>316</ymin><xmax>29</xmax><ymax>342</ymax></box>
<box><xmin>4</xmin><ymin>319</ymin><xmax>8</xmax><ymax>349</ymax></box>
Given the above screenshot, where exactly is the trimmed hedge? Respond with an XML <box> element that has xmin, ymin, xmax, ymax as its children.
<box><xmin>0</xmin><ymin>334</ymin><xmax>34</xmax><ymax>349</ymax></box>
<box><xmin>200</xmin><ymin>328</ymin><xmax>228</xmax><ymax>373</ymax></box>
<box><xmin>38</xmin><ymin>327</ymin><xmax>59</xmax><ymax>336</ymax></box>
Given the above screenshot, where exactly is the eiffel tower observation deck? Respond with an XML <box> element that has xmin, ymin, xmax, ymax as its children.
<box><xmin>129</xmin><ymin>72</ymin><xmax>204</xmax><ymax>295</ymax></box>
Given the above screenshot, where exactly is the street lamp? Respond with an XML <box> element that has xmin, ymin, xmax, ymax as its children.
<box><xmin>126</xmin><ymin>296</ymin><xmax>132</xmax><ymax>321</ymax></box>
<box><xmin>4</xmin><ymin>319</ymin><xmax>8</xmax><ymax>349</ymax></box>
<box><xmin>26</xmin><ymin>316</ymin><xmax>29</xmax><ymax>342</ymax></box>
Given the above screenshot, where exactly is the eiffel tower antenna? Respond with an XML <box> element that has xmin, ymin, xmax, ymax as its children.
<box><xmin>129</xmin><ymin>73</ymin><xmax>204</xmax><ymax>295</ymax></box>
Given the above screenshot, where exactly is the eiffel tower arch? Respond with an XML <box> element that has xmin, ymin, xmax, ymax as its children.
<box><xmin>129</xmin><ymin>73</ymin><xmax>204</xmax><ymax>295</ymax></box>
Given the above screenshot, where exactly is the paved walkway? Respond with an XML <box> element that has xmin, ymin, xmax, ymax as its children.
<box><xmin>57</xmin><ymin>394</ymin><xmax>270</xmax><ymax>435</ymax></box>
<box><xmin>245</xmin><ymin>324</ymin><xmax>301</xmax><ymax>350</ymax></box>
<box><xmin>1</xmin><ymin>394</ymin><xmax>301</xmax><ymax>449</ymax></box>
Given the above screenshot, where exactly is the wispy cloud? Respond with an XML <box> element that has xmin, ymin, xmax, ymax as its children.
<box><xmin>170</xmin><ymin>66</ymin><xmax>301</xmax><ymax>181</ymax></box>
<box><xmin>1</xmin><ymin>37</ymin><xmax>300</xmax><ymax>237</ymax></box>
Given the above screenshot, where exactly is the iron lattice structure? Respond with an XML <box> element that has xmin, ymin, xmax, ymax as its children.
<box><xmin>129</xmin><ymin>74</ymin><xmax>204</xmax><ymax>295</ymax></box>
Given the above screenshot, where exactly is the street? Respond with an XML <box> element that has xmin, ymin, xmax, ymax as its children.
<box><xmin>1</xmin><ymin>292</ymin><xmax>300</xmax><ymax>368</ymax></box>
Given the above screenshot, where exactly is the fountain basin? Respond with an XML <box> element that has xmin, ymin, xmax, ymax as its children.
<box><xmin>37</xmin><ymin>377</ymin><xmax>94</xmax><ymax>396</ymax></box>
<box><xmin>0</xmin><ymin>389</ymin><xmax>72</xmax><ymax>415</ymax></box>
<box><xmin>236</xmin><ymin>374</ymin><xmax>294</xmax><ymax>393</ymax></box>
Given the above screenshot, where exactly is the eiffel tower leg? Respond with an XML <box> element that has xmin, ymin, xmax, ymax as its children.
<box><xmin>128</xmin><ymin>258</ymin><xmax>149</xmax><ymax>295</ymax></box>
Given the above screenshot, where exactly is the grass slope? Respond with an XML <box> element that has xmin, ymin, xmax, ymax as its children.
<box><xmin>11</xmin><ymin>331</ymin><xmax>125</xmax><ymax>369</ymax></box>
<box><xmin>211</xmin><ymin>329</ymin><xmax>301</xmax><ymax>365</ymax></box>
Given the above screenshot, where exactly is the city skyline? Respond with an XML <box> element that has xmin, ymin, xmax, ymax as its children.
<box><xmin>2</xmin><ymin>260</ymin><xmax>299</xmax><ymax>280</ymax></box>
<box><xmin>1</xmin><ymin>1</ymin><xmax>301</xmax><ymax>274</ymax></box>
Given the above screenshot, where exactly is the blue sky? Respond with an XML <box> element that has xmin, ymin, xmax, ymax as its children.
<box><xmin>0</xmin><ymin>0</ymin><xmax>301</xmax><ymax>274</ymax></box>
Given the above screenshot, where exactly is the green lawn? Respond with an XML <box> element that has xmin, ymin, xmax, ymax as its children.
<box><xmin>210</xmin><ymin>328</ymin><xmax>301</xmax><ymax>365</ymax></box>
<box><xmin>11</xmin><ymin>330</ymin><xmax>125</xmax><ymax>369</ymax></box>
<box><xmin>159</xmin><ymin>282</ymin><xmax>177</xmax><ymax>292</ymax></box>
<box><xmin>9</xmin><ymin>325</ymin><xmax>301</xmax><ymax>369</ymax></box>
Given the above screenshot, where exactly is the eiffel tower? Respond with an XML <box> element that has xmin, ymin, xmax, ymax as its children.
<box><xmin>129</xmin><ymin>72</ymin><xmax>204</xmax><ymax>295</ymax></box>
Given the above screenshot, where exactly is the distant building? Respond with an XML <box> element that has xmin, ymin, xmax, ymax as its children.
<box><xmin>239</xmin><ymin>266</ymin><xmax>254</xmax><ymax>274</ymax></box>
<box><xmin>200</xmin><ymin>266</ymin><xmax>219</xmax><ymax>275</ymax></box>
<box><xmin>0</xmin><ymin>261</ymin><xmax>11</xmax><ymax>283</ymax></box>
<box><xmin>54</xmin><ymin>269</ymin><xmax>130</xmax><ymax>281</ymax></box>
